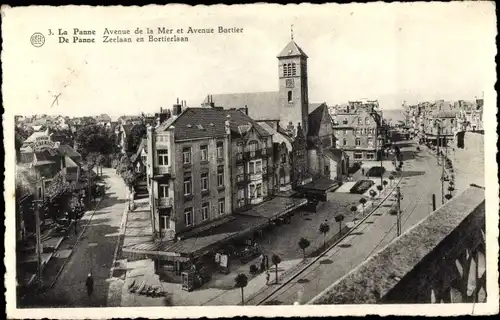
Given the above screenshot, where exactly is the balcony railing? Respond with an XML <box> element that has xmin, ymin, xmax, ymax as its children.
<box><xmin>154</xmin><ymin>165</ymin><xmax>172</xmax><ymax>175</ymax></box>
<box><xmin>156</xmin><ymin>197</ymin><xmax>173</xmax><ymax>208</ymax></box>
<box><xmin>309</xmin><ymin>185</ymin><xmax>486</xmax><ymax>305</ymax></box>
<box><xmin>248</xmin><ymin>172</ymin><xmax>263</xmax><ymax>181</ymax></box>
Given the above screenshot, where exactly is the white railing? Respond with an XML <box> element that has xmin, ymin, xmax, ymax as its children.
<box><xmin>157</xmin><ymin>197</ymin><xmax>173</xmax><ymax>207</ymax></box>
<box><xmin>249</xmin><ymin>173</ymin><xmax>262</xmax><ymax>181</ymax></box>
<box><xmin>156</xmin><ymin>166</ymin><xmax>172</xmax><ymax>175</ymax></box>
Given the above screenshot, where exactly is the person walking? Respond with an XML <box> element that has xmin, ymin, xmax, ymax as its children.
<box><xmin>361</xmin><ymin>168</ymin><xmax>365</xmax><ymax>176</ymax></box>
<box><xmin>264</xmin><ymin>255</ymin><xmax>269</xmax><ymax>270</ymax></box>
<box><xmin>85</xmin><ymin>273</ymin><xmax>94</xmax><ymax>298</ymax></box>
<box><xmin>265</xmin><ymin>270</ymin><xmax>270</xmax><ymax>285</ymax></box>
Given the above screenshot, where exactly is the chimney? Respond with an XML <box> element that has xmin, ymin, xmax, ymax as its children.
<box><xmin>173</xmin><ymin>98</ymin><xmax>182</xmax><ymax>116</ymax></box>
<box><xmin>209</xmin><ymin>95</ymin><xmax>215</xmax><ymax>108</ymax></box>
<box><xmin>244</xmin><ymin>105</ymin><xmax>248</xmax><ymax>115</ymax></box>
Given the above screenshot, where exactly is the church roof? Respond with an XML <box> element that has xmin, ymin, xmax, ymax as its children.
<box><xmin>277</xmin><ymin>40</ymin><xmax>308</xmax><ymax>59</ymax></box>
<box><xmin>308</xmin><ymin>103</ymin><xmax>330</xmax><ymax>137</ymax></box>
<box><xmin>202</xmin><ymin>92</ymin><xmax>281</xmax><ymax>121</ymax></box>
<box><xmin>259</xmin><ymin>122</ymin><xmax>293</xmax><ymax>151</ymax></box>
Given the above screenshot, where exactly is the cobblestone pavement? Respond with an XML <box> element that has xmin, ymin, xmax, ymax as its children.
<box><xmin>21</xmin><ymin>168</ymin><xmax>128</xmax><ymax>308</ymax></box>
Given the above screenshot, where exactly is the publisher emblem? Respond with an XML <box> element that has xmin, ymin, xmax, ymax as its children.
<box><xmin>30</xmin><ymin>32</ymin><xmax>45</xmax><ymax>47</ymax></box>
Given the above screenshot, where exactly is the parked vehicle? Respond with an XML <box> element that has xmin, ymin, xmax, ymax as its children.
<box><xmin>350</xmin><ymin>180</ymin><xmax>375</xmax><ymax>194</ymax></box>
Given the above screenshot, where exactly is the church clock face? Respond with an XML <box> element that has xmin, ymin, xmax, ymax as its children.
<box><xmin>286</xmin><ymin>78</ymin><xmax>294</xmax><ymax>88</ymax></box>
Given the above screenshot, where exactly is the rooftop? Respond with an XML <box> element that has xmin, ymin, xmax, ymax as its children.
<box><xmin>157</xmin><ymin>107</ymin><xmax>271</xmax><ymax>141</ymax></box>
<box><xmin>203</xmin><ymin>92</ymin><xmax>281</xmax><ymax>121</ymax></box>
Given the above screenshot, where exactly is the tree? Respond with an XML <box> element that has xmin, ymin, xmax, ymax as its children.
<box><xmin>298</xmin><ymin>237</ymin><xmax>310</xmax><ymax>259</ymax></box>
<box><xmin>319</xmin><ymin>220</ymin><xmax>330</xmax><ymax>249</ymax></box>
<box><xmin>376</xmin><ymin>185</ymin><xmax>383</xmax><ymax>192</ymax></box>
<box><xmin>127</xmin><ymin>124</ymin><xmax>147</xmax><ymax>154</ymax></box>
<box><xmin>369</xmin><ymin>189</ymin><xmax>377</xmax><ymax>201</ymax></box>
<box><xmin>445</xmin><ymin>194</ymin><xmax>453</xmax><ymax>201</ymax></box>
<box><xmin>271</xmin><ymin>254</ymin><xmax>281</xmax><ymax>284</ymax></box>
<box><xmin>383</xmin><ymin>180</ymin><xmax>388</xmax><ymax>189</ymax></box>
<box><xmin>448</xmin><ymin>186</ymin><xmax>455</xmax><ymax>195</ymax></box>
<box><xmin>234</xmin><ymin>273</ymin><xmax>248</xmax><ymax>305</ymax></box>
<box><xmin>334</xmin><ymin>214</ymin><xmax>345</xmax><ymax>234</ymax></box>
<box><xmin>74</xmin><ymin>124</ymin><xmax>118</xmax><ymax>158</ymax></box>
<box><xmin>122</xmin><ymin>170</ymin><xmax>137</xmax><ymax>192</ymax></box>
<box><xmin>96</xmin><ymin>154</ymin><xmax>106</xmax><ymax>176</ymax></box>
<box><xmin>359</xmin><ymin>198</ymin><xmax>367</xmax><ymax>215</ymax></box>
<box><xmin>350</xmin><ymin>205</ymin><xmax>357</xmax><ymax>219</ymax></box>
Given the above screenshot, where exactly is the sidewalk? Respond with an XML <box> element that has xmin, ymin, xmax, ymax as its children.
<box><xmin>32</xmin><ymin>196</ymin><xmax>104</xmax><ymax>292</ymax></box>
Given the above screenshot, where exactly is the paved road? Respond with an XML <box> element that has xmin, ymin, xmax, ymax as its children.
<box><xmin>29</xmin><ymin>168</ymin><xmax>127</xmax><ymax>307</ymax></box>
<box><xmin>252</xmin><ymin>140</ymin><xmax>444</xmax><ymax>305</ymax></box>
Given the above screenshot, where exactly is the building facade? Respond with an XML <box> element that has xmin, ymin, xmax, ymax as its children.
<box><xmin>147</xmin><ymin>101</ymin><xmax>275</xmax><ymax>239</ymax></box>
<box><xmin>332</xmin><ymin>100</ymin><xmax>382</xmax><ymax>161</ymax></box>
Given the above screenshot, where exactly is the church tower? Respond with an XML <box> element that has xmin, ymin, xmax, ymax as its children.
<box><xmin>277</xmin><ymin>28</ymin><xmax>309</xmax><ymax>136</ymax></box>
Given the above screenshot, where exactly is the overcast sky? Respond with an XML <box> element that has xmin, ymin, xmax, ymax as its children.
<box><xmin>2</xmin><ymin>2</ymin><xmax>496</xmax><ymax>119</ymax></box>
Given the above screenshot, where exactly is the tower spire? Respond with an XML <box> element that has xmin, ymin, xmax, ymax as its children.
<box><xmin>291</xmin><ymin>24</ymin><xmax>294</xmax><ymax>40</ymax></box>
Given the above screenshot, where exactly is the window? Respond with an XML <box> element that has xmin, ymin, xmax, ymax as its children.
<box><xmin>217</xmin><ymin>166</ymin><xmax>224</xmax><ymax>186</ymax></box>
<box><xmin>344</xmin><ymin>129</ymin><xmax>348</xmax><ymax>135</ymax></box>
<box><xmin>354</xmin><ymin>153</ymin><xmax>363</xmax><ymax>159</ymax></box>
<box><xmin>325</xmin><ymin>165</ymin><xmax>330</xmax><ymax>175</ymax></box>
<box><xmin>158</xmin><ymin>149</ymin><xmax>168</xmax><ymax>166</ymax></box>
<box><xmin>183</xmin><ymin>147</ymin><xmax>191</xmax><ymax>164</ymax></box>
<box><xmin>355</xmin><ymin>138</ymin><xmax>361</xmax><ymax>146</ymax></box>
<box><xmin>184</xmin><ymin>208</ymin><xmax>193</xmax><ymax>227</ymax></box>
<box><xmin>157</xmin><ymin>135</ymin><xmax>165</xmax><ymax>142</ymax></box>
<box><xmin>281</xmin><ymin>152</ymin><xmax>287</xmax><ymax>164</ymax></box>
<box><xmin>160</xmin><ymin>216</ymin><xmax>168</xmax><ymax>230</ymax></box>
<box><xmin>38</xmin><ymin>187</ymin><xmax>42</xmax><ymax>199</ymax></box>
<box><xmin>159</xmin><ymin>184</ymin><xmax>169</xmax><ymax>198</ymax></box>
<box><xmin>343</xmin><ymin>139</ymin><xmax>347</xmax><ymax>146</ymax></box>
<box><xmin>283</xmin><ymin>64</ymin><xmax>289</xmax><ymax>77</ymax></box>
<box><xmin>248</xmin><ymin>159</ymin><xmax>262</xmax><ymax>175</ymax></box>
<box><xmin>201</xmin><ymin>203</ymin><xmax>209</xmax><ymax>221</ymax></box>
<box><xmin>291</xmin><ymin>63</ymin><xmax>296</xmax><ymax>76</ymax></box>
<box><xmin>343</xmin><ymin>118</ymin><xmax>348</xmax><ymax>125</ymax></box>
<box><xmin>256</xmin><ymin>183</ymin><xmax>262</xmax><ymax>197</ymax></box>
<box><xmin>216</xmin><ymin>142</ymin><xmax>224</xmax><ymax>159</ymax></box>
<box><xmin>249</xmin><ymin>184</ymin><xmax>256</xmax><ymax>198</ymax></box>
<box><xmin>201</xmin><ymin>173</ymin><xmax>209</xmax><ymax>191</ymax></box>
<box><xmin>183</xmin><ymin>177</ymin><xmax>192</xmax><ymax>195</ymax></box>
<box><xmin>218</xmin><ymin>198</ymin><xmax>225</xmax><ymax>215</ymax></box>
<box><xmin>288</xmin><ymin>91</ymin><xmax>293</xmax><ymax>103</ymax></box>
<box><xmin>200</xmin><ymin>145</ymin><xmax>208</xmax><ymax>161</ymax></box>
<box><xmin>365</xmin><ymin>117</ymin><xmax>370</xmax><ymax>125</ymax></box>
<box><xmin>237</xmin><ymin>188</ymin><xmax>245</xmax><ymax>201</ymax></box>
<box><xmin>237</xmin><ymin>165</ymin><xmax>244</xmax><ymax>175</ymax></box>
<box><xmin>358</xmin><ymin>117</ymin><xmax>362</xmax><ymax>125</ymax></box>
<box><xmin>367</xmin><ymin>138</ymin><xmax>373</xmax><ymax>147</ymax></box>
<box><xmin>366</xmin><ymin>153</ymin><xmax>375</xmax><ymax>160</ymax></box>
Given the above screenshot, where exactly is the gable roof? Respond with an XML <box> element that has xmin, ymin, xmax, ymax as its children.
<box><xmin>158</xmin><ymin>107</ymin><xmax>271</xmax><ymax>141</ymax></box>
<box><xmin>277</xmin><ymin>40</ymin><xmax>308</xmax><ymax>59</ymax></box>
<box><xmin>203</xmin><ymin>92</ymin><xmax>281</xmax><ymax>121</ymax></box>
<box><xmin>323</xmin><ymin>147</ymin><xmax>345</xmax><ymax>162</ymax></box>
<box><xmin>57</xmin><ymin>144</ymin><xmax>81</xmax><ymax>159</ymax></box>
<box><xmin>122</xmin><ymin>124</ymin><xmax>134</xmax><ymax>135</ymax></box>
<box><xmin>308</xmin><ymin>103</ymin><xmax>330</xmax><ymax>137</ymax></box>
<box><xmin>131</xmin><ymin>138</ymin><xmax>147</xmax><ymax>163</ymax></box>
<box><xmin>259</xmin><ymin>122</ymin><xmax>292</xmax><ymax>151</ymax></box>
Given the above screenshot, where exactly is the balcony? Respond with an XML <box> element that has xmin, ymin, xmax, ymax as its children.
<box><xmin>309</xmin><ymin>185</ymin><xmax>486</xmax><ymax>305</ymax></box>
<box><xmin>156</xmin><ymin>197</ymin><xmax>173</xmax><ymax>208</ymax></box>
<box><xmin>153</xmin><ymin>165</ymin><xmax>173</xmax><ymax>179</ymax></box>
<box><xmin>279</xmin><ymin>184</ymin><xmax>292</xmax><ymax>192</ymax></box>
<box><xmin>248</xmin><ymin>172</ymin><xmax>263</xmax><ymax>181</ymax></box>
<box><xmin>248</xmin><ymin>150</ymin><xmax>261</xmax><ymax>159</ymax></box>
<box><xmin>236</xmin><ymin>174</ymin><xmax>248</xmax><ymax>185</ymax></box>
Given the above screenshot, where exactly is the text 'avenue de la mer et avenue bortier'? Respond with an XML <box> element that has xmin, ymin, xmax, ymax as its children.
<box><xmin>52</xmin><ymin>26</ymin><xmax>244</xmax><ymax>44</ymax></box>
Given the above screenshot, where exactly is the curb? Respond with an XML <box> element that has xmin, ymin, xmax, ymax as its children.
<box><xmin>251</xmin><ymin>175</ymin><xmax>404</xmax><ymax>306</ymax></box>
<box><xmin>109</xmin><ymin>203</ymin><xmax>129</xmax><ymax>278</ymax></box>
<box><xmin>47</xmin><ymin>195</ymin><xmax>106</xmax><ymax>289</ymax></box>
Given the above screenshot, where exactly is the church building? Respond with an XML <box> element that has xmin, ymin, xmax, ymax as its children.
<box><xmin>202</xmin><ymin>33</ymin><xmax>346</xmax><ymax>194</ymax></box>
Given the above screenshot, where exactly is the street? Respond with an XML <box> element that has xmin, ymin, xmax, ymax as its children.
<box><xmin>26</xmin><ymin>168</ymin><xmax>127</xmax><ymax>307</ymax></box>
<box><xmin>250</xmin><ymin>140</ymin><xmax>444</xmax><ymax>305</ymax></box>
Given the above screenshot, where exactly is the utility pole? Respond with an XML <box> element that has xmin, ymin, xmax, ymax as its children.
<box><xmin>440</xmin><ymin>147</ymin><xmax>445</xmax><ymax>205</ymax></box>
<box><xmin>396</xmin><ymin>186</ymin><xmax>402</xmax><ymax>237</ymax></box>
<box><xmin>34</xmin><ymin>200</ymin><xmax>43</xmax><ymax>285</ymax></box>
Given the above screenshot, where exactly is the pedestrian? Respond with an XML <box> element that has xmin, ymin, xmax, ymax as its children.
<box><xmin>265</xmin><ymin>255</ymin><xmax>269</xmax><ymax>270</ymax></box>
<box><xmin>361</xmin><ymin>168</ymin><xmax>365</xmax><ymax>176</ymax></box>
<box><xmin>85</xmin><ymin>273</ymin><xmax>94</xmax><ymax>298</ymax></box>
<box><xmin>265</xmin><ymin>271</ymin><xmax>270</xmax><ymax>285</ymax></box>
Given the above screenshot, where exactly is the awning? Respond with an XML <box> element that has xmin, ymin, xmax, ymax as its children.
<box><xmin>295</xmin><ymin>177</ymin><xmax>340</xmax><ymax>193</ymax></box>
<box><xmin>122</xmin><ymin>214</ymin><xmax>269</xmax><ymax>258</ymax></box>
